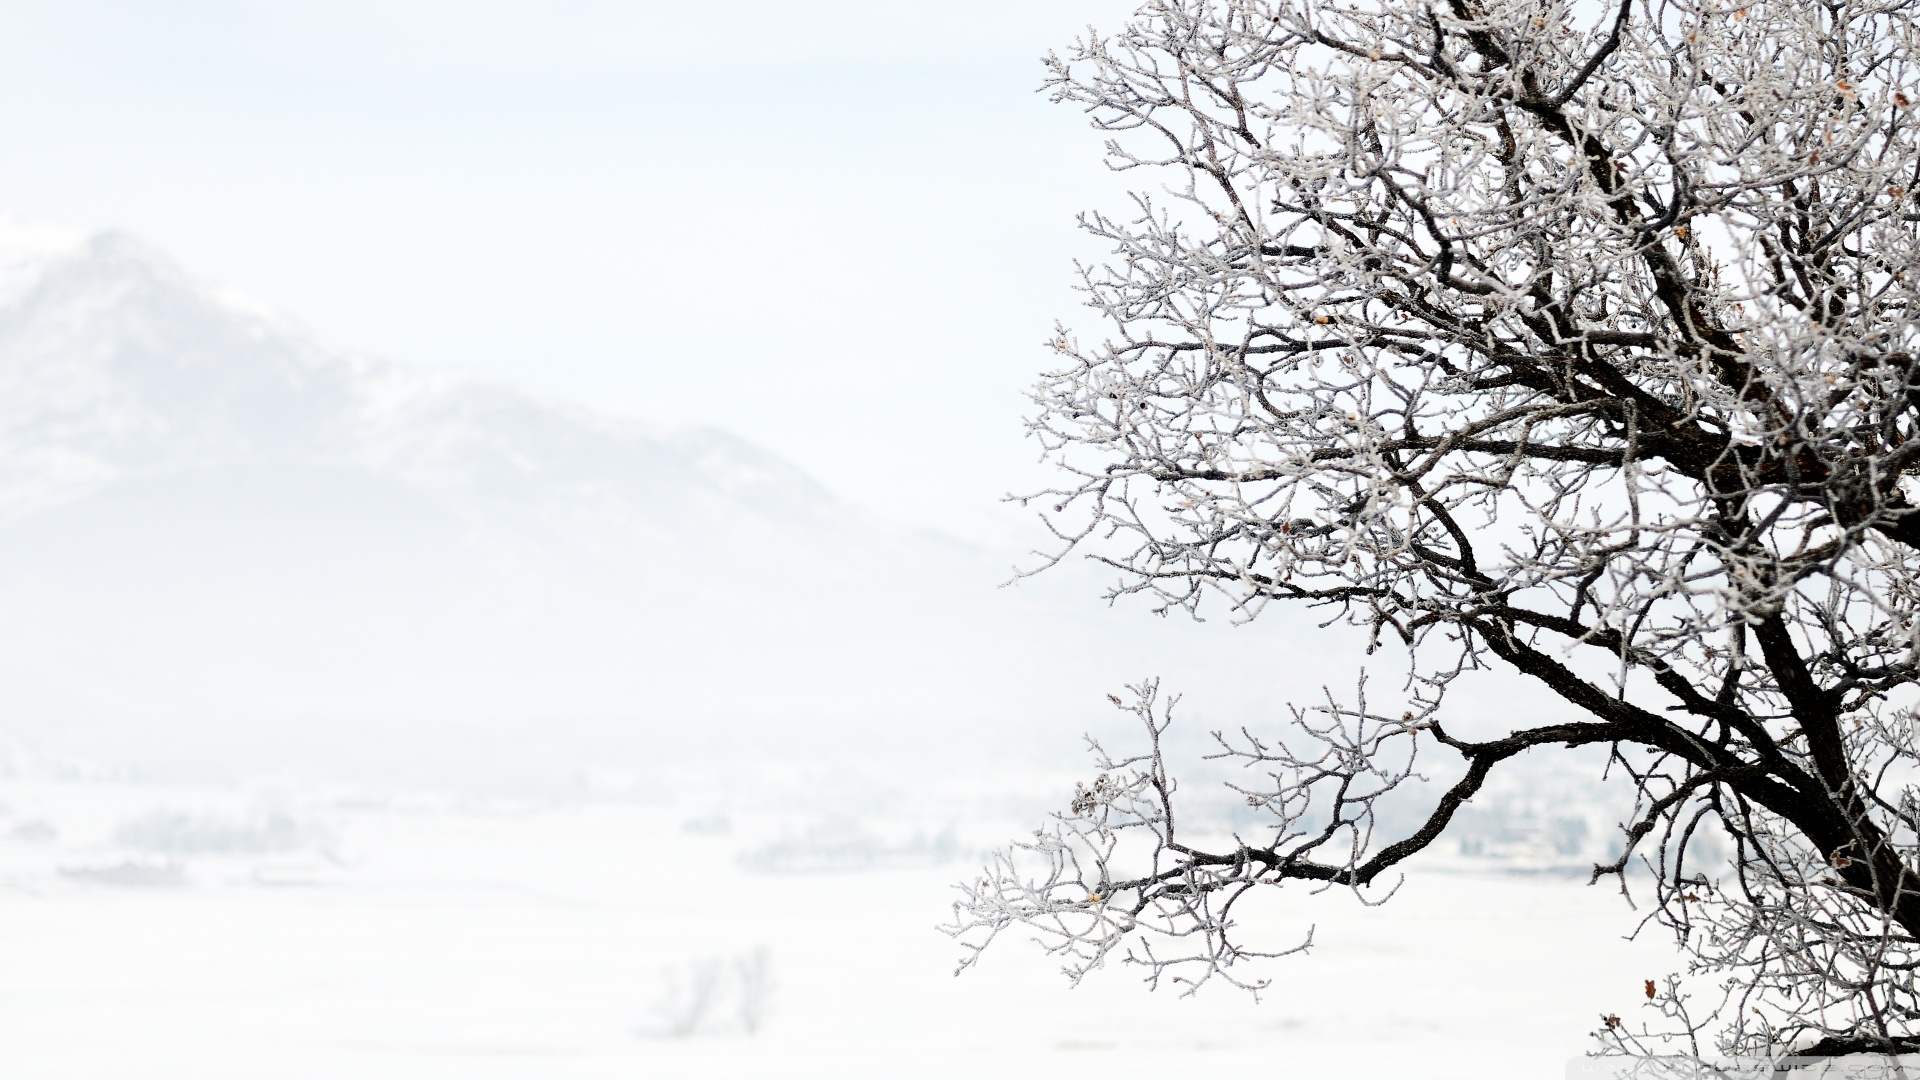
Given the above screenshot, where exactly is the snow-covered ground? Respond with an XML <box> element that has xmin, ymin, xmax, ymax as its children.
<box><xmin>0</xmin><ymin>767</ymin><xmax>1682</xmax><ymax>1079</ymax></box>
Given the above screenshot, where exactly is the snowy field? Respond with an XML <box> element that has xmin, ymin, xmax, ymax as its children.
<box><xmin>0</xmin><ymin>768</ymin><xmax>1684</xmax><ymax>1079</ymax></box>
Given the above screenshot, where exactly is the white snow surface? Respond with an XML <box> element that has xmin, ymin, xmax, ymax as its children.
<box><xmin>0</xmin><ymin>767</ymin><xmax>1679</xmax><ymax>1080</ymax></box>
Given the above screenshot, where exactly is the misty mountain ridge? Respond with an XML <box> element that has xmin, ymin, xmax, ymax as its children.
<box><xmin>0</xmin><ymin>218</ymin><xmax>848</xmax><ymax>552</ymax></box>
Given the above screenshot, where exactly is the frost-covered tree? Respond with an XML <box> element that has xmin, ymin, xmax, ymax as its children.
<box><xmin>949</xmin><ymin>0</ymin><xmax>1920</xmax><ymax>1064</ymax></box>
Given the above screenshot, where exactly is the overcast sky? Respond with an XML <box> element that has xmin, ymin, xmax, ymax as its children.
<box><xmin>0</xmin><ymin>1</ymin><xmax>1136</xmax><ymax>537</ymax></box>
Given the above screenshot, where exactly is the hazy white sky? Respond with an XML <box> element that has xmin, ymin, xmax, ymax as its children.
<box><xmin>0</xmin><ymin>0</ymin><xmax>1135</xmax><ymax>534</ymax></box>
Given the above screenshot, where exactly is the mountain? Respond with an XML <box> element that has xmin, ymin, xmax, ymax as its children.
<box><xmin>0</xmin><ymin>220</ymin><xmax>844</xmax><ymax>541</ymax></box>
<box><xmin>0</xmin><ymin>219</ymin><xmax>1330</xmax><ymax>788</ymax></box>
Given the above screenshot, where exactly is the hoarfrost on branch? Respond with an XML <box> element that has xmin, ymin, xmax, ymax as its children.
<box><xmin>949</xmin><ymin>0</ymin><xmax>1920</xmax><ymax>1062</ymax></box>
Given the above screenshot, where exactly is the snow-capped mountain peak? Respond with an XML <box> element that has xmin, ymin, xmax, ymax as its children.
<box><xmin>0</xmin><ymin>220</ymin><xmax>846</xmax><ymax>535</ymax></box>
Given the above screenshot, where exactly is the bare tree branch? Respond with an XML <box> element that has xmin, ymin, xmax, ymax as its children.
<box><xmin>950</xmin><ymin>0</ymin><xmax>1920</xmax><ymax>1065</ymax></box>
